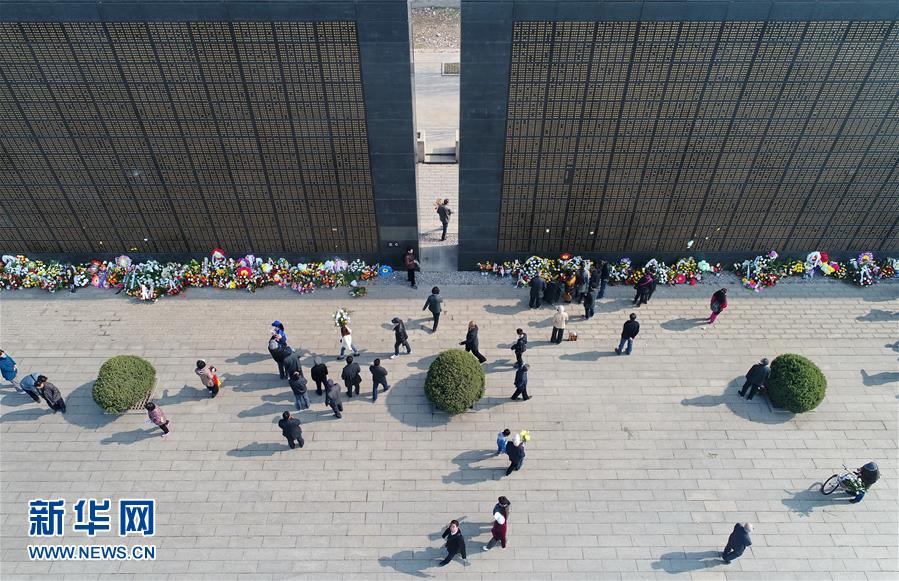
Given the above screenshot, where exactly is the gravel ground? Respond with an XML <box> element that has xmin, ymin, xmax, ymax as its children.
<box><xmin>412</xmin><ymin>7</ymin><xmax>460</xmax><ymax>51</ymax></box>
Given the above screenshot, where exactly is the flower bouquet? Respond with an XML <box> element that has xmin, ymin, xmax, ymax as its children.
<box><xmin>333</xmin><ymin>308</ymin><xmax>351</xmax><ymax>327</ymax></box>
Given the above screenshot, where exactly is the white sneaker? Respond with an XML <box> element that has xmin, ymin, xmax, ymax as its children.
<box><xmin>390</xmin><ymin>355</ymin><xmax>397</xmax><ymax>359</ymax></box>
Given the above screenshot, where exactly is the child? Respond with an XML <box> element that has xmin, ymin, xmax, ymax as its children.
<box><xmin>496</xmin><ymin>428</ymin><xmax>511</xmax><ymax>456</ymax></box>
<box><xmin>144</xmin><ymin>402</ymin><xmax>170</xmax><ymax>439</ymax></box>
<box><xmin>194</xmin><ymin>359</ymin><xmax>221</xmax><ymax>398</ymax></box>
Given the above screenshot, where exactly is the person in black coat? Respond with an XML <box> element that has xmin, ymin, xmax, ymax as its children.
<box><xmin>574</xmin><ymin>266</ymin><xmax>589</xmax><ymax>303</ymax></box>
<box><xmin>324</xmin><ymin>378</ymin><xmax>343</xmax><ymax>418</ymax></box>
<box><xmin>268</xmin><ymin>338</ymin><xmax>290</xmax><ymax>380</ymax></box>
<box><xmin>311</xmin><ymin>356</ymin><xmax>328</xmax><ymax>396</ymax></box>
<box><xmin>288</xmin><ymin>371</ymin><xmax>309</xmax><ymax>411</ymax></box>
<box><xmin>505</xmin><ymin>433</ymin><xmax>525</xmax><ymax>476</ymax></box>
<box><xmin>722</xmin><ymin>522</ymin><xmax>753</xmax><ymax>563</ymax></box>
<box><xmin>598</xmin><ymin>260</ymin><xmax>610</xmax><ymax>298</ymax></box>
<box><xmin>583</xmin><ymin>288</ymin><xmax>596</xmax><ymax>320</ymax></box>
<box><xmin>460</xmin><ymin>321</ymin><xmax>487</xmax><ymax>363</ymax></box>
<box><xmin>282</xmin><ymin>349</ymin><xmax>302</xmax><ymax>380</ymax></box>
<box><xmin>739</xmin><ymin>358</ymin><xmax>771</xmax><ymax>400</ymax></box>
<box><xmin>423</xmin><ymin>287</ymin><xmax>443</xmax><ymax>332</ymax></box>
<box><xmin>277</xmin><ymin>411</ymin><xmax>304</xmax><ymax>449</ymax></box>
<box><xmin>543</xmin><ymin>280</ymin><xmax>562</xmax><ymax>305</ymax></box>
<box><xmin>438</xmin><ymin>520</ymin><xmax>467</xmax><ymax>566</ymax></box>
<box><xmin>615</xmin><ymin>313</ymin><xmax>640</xmax><ymax>355</ymax></box>
<box><xmin>437</xmin><ymin>198</ymin><xmax>452</xmax><ymax>241</ymax></box>
<box><xmin>529</xmin><ymin>275</ymin><xmax>546</xmax><ymax>309</ymax></box>
<box><xmin>510</xmin><ymin>328</ymin><xmax>528</xmax><ymax>368</ymax></box>
<box><xmin>511</xmin><ymin>364</ymin><xmax>530</xmax><ymax>401</ymax></box>
<box><xmin>341</xmin><ymin>356</ymin><xmax>362</xmax><ymax>398</ymax></box>
<box><xmin>40</xmin><ymin>380</ymin><xmax>66</xmax><ymax>413</ymax></box>
<box><xmin>369</xmin><ymin>358</ymin><xmax>389</xmax><ymax>402</ymax></box>
<box><xmin>390</xmin><ymin>317</ymin><xmax>412</xmax><ymax>359</ymax></box>
<box><xmin>633</xmin><ymin>271</ymin><xmax>653</xmax><ymax>306</ymax></box>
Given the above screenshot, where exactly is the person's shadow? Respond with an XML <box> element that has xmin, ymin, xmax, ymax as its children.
<box><xmin>680</xmin><ymin>376</ymin><xmax>794</xmax><ymax>424</ymax></box>
<box><xmin>483</xmin><ymin>302</ymin><xmax>527</xmax><ymax>316</ymax></box>
<box><xmin>100</xmin><ymin>428</ymin><xmax>159</xmax><ymax>445</ymax></box>
<box><xmin>660</xmin><ymin>317</ymin><xmax>708</xmax><ymax>332</ymax></box>
<box><xmin>443</xmin><ymin>449</ymin><xmax>504</xmax><ymax>484</ymax></box>
<box><xmin>227</xmin><ymin>442</ymin><xmax>284</xmax><ymax>457</ymax></box>
<box><xmin>782</xmin><ymin>484</ymin><xmax>855</xmax><ymax>516</ymax></box>
<box><xmin>650</xmin><ymin>550</ymin><xmax>723</xmax><ymax>573</ymax></box>
<box><xmin>224</xmin><ymin>352</ymin><xmax>271</xmax><ymax>365</ymax></box>
<box><xmin>559</xmin><ymin>351</ymin><xmax>617</xmax><ymax>362</ymax></box>
<box><xmin>856</xmin><ymin>309</ymin><xmax>899</xmax><ymax>322</ymax></box>
<box><xmin>860</xmin><ymin>369</ymin><xmax>899</xmax><ymax>386</ymax></box>
<box><xmin>378</xmin><ymin>548</ymin><xmax>444</xmax><ymax>577</ymax></box>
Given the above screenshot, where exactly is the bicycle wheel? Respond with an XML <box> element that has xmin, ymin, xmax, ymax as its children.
<box><xmin>821</xmin><ymin>474</ymin><xmax>842</xmax><ymax>495</ymax></box>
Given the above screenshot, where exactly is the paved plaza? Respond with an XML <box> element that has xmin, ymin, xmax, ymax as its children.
<box><xmin>1</xmin><ymin>279</ymin><xmax>897</xmax><ymax>580</ymax></box>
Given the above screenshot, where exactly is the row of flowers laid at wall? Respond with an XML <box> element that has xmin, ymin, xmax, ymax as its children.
<box><xmin>477</xmin><ymin>251</ymin><xmax>898</xmax><ymax>291</ymax></box>
<box><xmin>0</xmin><ymin>249</ymin><xmax>391</xmax><ymax>302</ymax></box>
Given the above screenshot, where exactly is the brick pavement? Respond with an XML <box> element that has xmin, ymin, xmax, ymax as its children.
<box><xmin>1</xmin><ymin>279</ymin><xmax>897</xmax><ymax>580</ymax></box>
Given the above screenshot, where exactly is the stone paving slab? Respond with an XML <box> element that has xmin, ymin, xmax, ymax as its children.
<box><xmin>0</xmin><ymin>279</ymin><xmax>897</xmax><ymax>580</ymax></box>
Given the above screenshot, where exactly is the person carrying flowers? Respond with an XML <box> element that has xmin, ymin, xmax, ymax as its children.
<box><xmin>709</xmin><ymin>288</ymin><xmax>728</xmax><ymax>324</ymax></box>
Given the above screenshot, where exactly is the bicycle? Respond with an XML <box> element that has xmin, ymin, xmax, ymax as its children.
<box><xmin>821</xmin><ymin>464</ymin><xmax>862</xmax><ymax>495</ymax></box>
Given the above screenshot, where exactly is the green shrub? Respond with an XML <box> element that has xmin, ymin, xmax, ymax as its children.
<box><xmin>424</xmin><ymin>349</ymin><xmax>485</xmax><ymax>414</ymax></box>
<box><xmin>767</xmin><ymin>354</ymin><xmax>826</xmax><ymax>413</ymax></box>
<box><xmin>92</xmin><ymin>355</ymin><xmax>156</xmax><ymax>413</ymax></box>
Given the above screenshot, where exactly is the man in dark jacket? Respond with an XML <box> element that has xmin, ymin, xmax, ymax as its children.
<box><xmin>574</xmin><ymin>266</ymin><xmax>589</xmax><ymax>303</ymax></box>
<box><xmin>739</xmin><ymin>358</ymin><xmax>771</xmax><ymax>400</ymax></box>
<box><xmin>529</xmin><ymin>275</ymin><xmax>546</xmax><ymax>309</ymax></box>
<box><xmin>390</xmin><ymin>317</ymin><xmax>412</xmax><ymax>359</ymax></box>
<box><xmin>615</xmin><ymin>313</ymin><xmax>640</xmax><ymax>355</ymax></box>
<box><xmin>40</xmin><ymin>379</ymin><xmax>66</xmax><ymax>413</ymax></box>
<box><xmin>282</xmin><ymin>349</ymin><xmax>302</xmax><ymax>380</ymax></box>
<box><xmin>460</xmin><ymin>323</ymin><xmax>486</xmax><ymax>363</ymax></box>
<box><xmin>598</xmin><ymin>260</ymin><xmax>610</xmax><ymax>298</ymax></box>
<box><xmin>324</xmin><ymin>378</ymin><xmax>343</xmax><ymax>418</ymax></box>
<box><xmin>437</xmin><ymin>198</ymin><xmax>452</xmax><ymax>241</ymax></box>
<box><xmin>423</xmin><ymin>287</ymin><xmax>443</xmax><ymax>332</ymax></box>
<box><xmin>543</xmin><ymin>280</ymin><xmax>562</xmax><ymax>305</ymax></box>
<box><xmin>341</xmin><ymin>356</ymin><xmax>362</xmax><ymax>398</ymax></box>
<box><xmin>277</xmin><ymin>411</ymin><xmax>304</xmax><ymax>449</ymax></box>
<box><xmin>439</xmin><ymin>520</ymin><xmax>467</xmax><ymax>566</ymax></box>
<box><xmin>511</xmin><ymin>328</ymin><xmax>528</xmax><ymax>368</ymax></box>
<box><xmin>369</xmin><ymin>358</ymin><xmax>389</xmax><ymax>402</ymax></box>
<box><xmin>583</xmin><ymin>288</ymin><xmax>596</xmax><ymax>320</ymax></box>
<box><xmin>722</xmin><ymin>522</ymin><xmax>753</xmax><ymax>563</ymax></box>
<box><xmin>268</xmin><ymin>338</ymin><xmax>290</xmax><ymax>380</ymax></box>
<box><xmin>311</xmin><ymin>356</ymin><xmax>328</xmax><ymax>396</ymax></box>
<box><xmin>511</xmin><ymin>363</ymin><xmax>530</xmax><ymax>401</ymax></box>
<box><xmin>288</xmin><ymin>371</ymin><xmax>309</xmax><ymax>411</ymax></box>
<box><xmin>505</xmin><ymin>434</ymin><xmax>525</xmax><ymax>476</ymax></box>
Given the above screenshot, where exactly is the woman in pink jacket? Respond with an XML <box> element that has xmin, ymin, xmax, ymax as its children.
<box><xmin>145</xmin><ymin>402</ymin><xmax>170</xmax><ymax>439</ymax></box>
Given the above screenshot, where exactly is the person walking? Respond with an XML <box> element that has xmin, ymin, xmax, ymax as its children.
<box><xmin>277</xmin><ymin>411</ymin><xmax>304</xmax><ymax>449</ymax></box>
<box><xmin>550</xmin><ymin>305</ymin><xmax>569</xmax><ymax>344</ymax></box>
<box><xmin>337</xmin><ymin>324</ymin><xmax>359</xmax><ymax>360</ymax></box>
<box><xmin>633</xmin><ymin>271</ymin><xmax>653</xmax><ymax>306</ymax></box>
<box><xmin>194</xmin><ymin>359</ymin><xmax>221</xmax><ymax>398</ymax></box>
<box><xmin>598</xmin><ymin>259</ymin><xmax>610</xmax><ymax>299</ymax></box>
<box><xmin>144</xmin><ymin>402</ymin><xmax>170</xmax><ymax>439</ymax></box>
<box><xmin>505</xmin><ymin>433</ymin><xmax>526</xmax><ymax>476</ymax></box>
<box><xmin>18</xmin><ymin>373</ymin><xmax>44</xmax><ymax>403</ymax></box>
<box><xmin>40</xmin><ymin>378</ymin><xmax>66</xmax><ymax>413</ymax></box>
<box><xmin>460</xmin><ymin>321</ymin><xmax>487</xmax><ymax>363</ymax></box>
<box><xmin>529</xmin><ymin>275</ymin><xmax>546</xmax><ymax>309</ymax></box>
<box><xmin>483</xmin><ymin>496</ymin><xmax>511</xmax><ymax>551</ymax></box>
<box><xmin>324</xmin><ymin>378</ymin><xmax>343</xmax><ymax>418</ymax></box>
<box><xmin>496</xmin><ymin>428</ymin><xmax>511</xmax><ymax>456</ymax></box>
<box><xmin>268</xmin><ymin>337</ymin><xmax>290</xmax><ymax>380</ymax></box>
<box><xmin>709</xmin><ymin>288</ymin><xmax>728</xmax><ymax>324</ymax></box>
<box><xmin>404</xmin><ymin>247</ymin><xmax>419</xmax><ymax>289</ymax></box>
<box><xmin>437</xmin><ymin>198</ymin><xmax>452</xmax><ymax>241</ymax></box>
<box><xmin>574</xmin><ymin>265</ymin><xmax>590</xmax><ymax>304</ymax></box>
<box><xmin>369</xmin><ymin>358</ymin><xmax>390</xmax><ymax>402</ymax></box>
<box><xmin>288</xmin><ymin>371</ymin><xmax>310</xmax><ymax>411</ymax></box>
<box><xmin>423</xmin><ymin>286</ymin><xmax>443</xmax><ymax>332</ymax></box>
<box><xmin>583</xmin><ymin>287</ymin><xmax>596</xmax><ymax>320</ymax></box>
<box><xmin>510</xmin><ymin>328</ymin><xmax>527</xmax><ymax>368</ymax></box>
<box><xmin>438</xmin><ymin>520</ymin><xmax>468</xmax><ymax>566</ymax></box>
<box><xmin>390</xmin><ymin>318</ymin><xmax>412</xmax><ymax>359</ymax></box>
<box><xmin>311</xmin><ymin>356</ymin><xmax>328</xmax><ymax>396</ymax></box>
<box><xmin>721</xmin><ymin>522</ymin><xmax>753</xmax><ymax>564</ymax></box>
<box><xmin>739</xmin><ymin>358</ymin><xmax>771</xmax><ymax>400</ymax></box>
<box><xmin>511</xmin><ymin>364</ymin><xmax>530</xmax><ymax>401</ymax></box>
<box><xmin>615</xmin><ymin>313</ymin><xmax>640</xmax><ymax>355</ymax></box>
<box><xmin>341</xmin><ymin>355</ymin><xmax>362</xmax><ymax>398</ymax></box>
<box><xmin>0</xmin><ymin>349</ymin><xmax>19</xmax><ymax>389</ymax></box>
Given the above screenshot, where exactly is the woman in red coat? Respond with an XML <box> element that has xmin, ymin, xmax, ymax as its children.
<box><xmin>484</xmin><ymin>496</ymin><xmax>511</xmax><ymax>550</ymax></box>
<box><xmin>709</xmin><ymin>288</ymin><xmax>728</xmax><ymax>324</ymax></box>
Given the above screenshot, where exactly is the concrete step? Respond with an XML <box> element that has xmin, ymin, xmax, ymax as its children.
<box><xmin>419</xmin><ymin>243</ymin><xmax>458</xmax><ymax>271</ymax></box>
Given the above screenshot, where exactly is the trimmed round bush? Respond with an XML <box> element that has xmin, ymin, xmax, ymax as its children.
<box><xmin>767</xmin><ymin>354</ymin><xmax>827</xmax><ymax>413</ymax></box>
<box><xmin>424</xmin><ymin>349</ymin><xmax>486</xmax><ymax>414</ymax></box>
<box><xmin>92</xmin><ymin>355</ymin><xmax>156</xmax><ymax>413</ymax></box>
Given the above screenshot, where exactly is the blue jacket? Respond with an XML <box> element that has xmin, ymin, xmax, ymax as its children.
<box><xmin>20</xmin><ymin>373</ymin><xmax>41</xmax><ymax>394</ymax></box>
<box><xmin>0</xmin><ymin>354</ymin><xmax>17</xmax><ymax>380</ymax></box>
<box><xmin>514</xmin><ymin>367</ymin><xmax>528</xmax><ymax>389</ymax></box>
<box><xmin>496</xmin><ymin>432</ymin><xmax>508</xmax><ymax>453</ymax></box>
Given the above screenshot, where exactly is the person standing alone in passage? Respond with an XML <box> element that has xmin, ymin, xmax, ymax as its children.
<box><xmin>437</xmin><ymin>198</ymin><xmax>452</xmax><ymax>241</ymax></box>
<box><xmin>739</xmin><ymin>358</ymin><xmax>770</xmax><ymax>400</ymax></box>
<box><xmin>438</xmin><ymin>520</ymin><xmax>467</xmax><ymax>566</ymax></box>
<box><xmin>404</xmin><ymin>247</ymin><xmax>419</xmax><ymax>289</ymax></box>
<box><xmin>278</xmin><ymin>410</ymin><xmax>304</xmax><ymax>449</ymax></box>
<box><xmin>722</xmin><ymin>522</ymin><xmax>753</xmax><ymax>564</ymax></box>
<box><xmin>550</xmin><ymin>306</ymin><xmax>568</xmax><ymax>344</ymax></box>
<box><xmin>510</xmin><ymin>328</ymin><xmax>527</xmax><ymax>368</ymax></box>
<box><xmin>709</xmin><ymin>288</ymin><xmax>728</xmax><ymax>324</ymax></box>
<box><xmin>423</xmin><ymin>287</ymin><xmax>443</xmax><ymax>332</ymax></box>
<box><xmin>615</xmin><ymin>313</ymin><xmax>640</xmax><ymax>355</ymax></box>
<box><xmin>144</xmin><ymin>402</ymin><xmax>170</xmax><ymax>439</ymax></box>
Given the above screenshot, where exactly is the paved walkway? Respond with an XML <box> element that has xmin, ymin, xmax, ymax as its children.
<box><xmin>1</xmin><ymin>279</ymin><xmax>897</xmax><ymax>579</ymax></box>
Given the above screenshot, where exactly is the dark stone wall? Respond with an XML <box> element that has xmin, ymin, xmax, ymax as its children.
<box><xmin>459</xmin><ymin>0</ymin><xmax>899</xmax><ymax>269</ymax></box>
<box><xmin>0</xmin><ymin>1</ymin><xmax>418</xmax><ymax>265</ymax></box>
